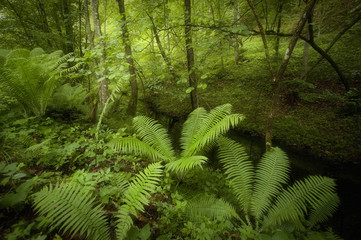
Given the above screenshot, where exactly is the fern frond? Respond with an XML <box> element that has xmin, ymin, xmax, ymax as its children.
<box><xmin>252</xmin><ymin>147</ymin><xmax>290</xmax><ymax>220</ymax></box>
<box><xmin>180</xmin><ymin>107</ymin><xmax>207</xmax><ymax>151</ymax></box>
<box><xmin>110</xmin><ymin>136</ymin><xmax>168</xmax><ymax>161</ymax></box>
<box><xmin>264</xmin><ymin>176</ymin><xmax>338</xmax><ymax>229</ymax></box>
<box><xmin>307</xmin><ymin>191</ymin><xmax>340</xmax><ymax>228</ymax></box>
<box><xmin>32</xmin><ymin>182</ymin><xmax>110</xmax><ymax>240</ymax></box>
<box><xmin>217</xmin><ymin>137</ymin><xmax>253</xmax><ymax>214</ymax></box>
<box><xmin>306</xmin><ymin>230</ymin><xmax>343</xmax><ymax>240</ymax></box>
<box><xmin>116</xmin><ymin>162</ymin><xmax>163</xmax><ymax>240</ymax></box>
<box><xmin>133</xmin><ymin>116</ymin><xmax>175</xmax><ymax>160</ymax></box>
<box><xmin>111</xmin><ymin>172</ymin><xmax>130</xmax><ymax>194</ymax></box>
<box><xmin>166</xmin><ymin>155</ymin><xmax>207</xmax><ymax>176</ymax></box>
<box><xmin>182</xmin><ymin>104</ymin><xmax>244</xmax><ymax>157</ymax></box>
<box><xmin>185</xmin><ymin>195</ymin><xmax>240</xmax><ymax>221</ymax></box>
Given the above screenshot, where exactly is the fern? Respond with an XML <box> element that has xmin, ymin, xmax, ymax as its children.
<box><xmin>32</xmin><ymin>182</ymin><xmax>110</xmax><ymax>240</ymax></box>
<box><xmin>182</xmin><ymin>104</ymin><xmax>244</xmax><ymax>157</ymax></box>
<box><xmin>133</xmin><ymin>116</ymin><xmax>175</xmax><ymax>160</ymax></box>
<box><xmin>0</xmin><ymin>48</ymin><xmax>83</xmax><ymax>116</ymax></box>
<box><xmin>110</xmin><ymin>104</ymin><xmax>243</xmax><ymax>177</ymax></box>
<box><xmin>110</xmin><ymin>136</ymin><xmax>168</xmax><ymax>161</ymax></box>
<box><xmin>185</xmin><ymin>194</ymin><xmax>240</xmax><ymax>221</ymax></box>
<box><xmin>264</xmin><ymin>176</ymin><xmax>338</xmax><ymax>229</ymax></box>
<box><xmin>217</xmin><ymin>137</ymin><xmax>253</xmax><ymax>214</ymax></box>
<box><xmin>252</xmin><ymin>147</ymin><xmax>290</xmax><ymax>220</ymax></box>
<box><xmin>217</xmin><ymin>138</ymin><xmax>340</xmax><ymax>235</ymax></box>
<box><xmin>180</xmin><ymin>107</ymin><xmax>208</xmax><ymax>152</ymax></box>
<box><xmin>166</xmin><ymin>155</ymin><xmax>207</xmax><ymax>176</ymax></box>
<box><xmin>116</xmin><ymin>162</ymin><xmax>163</xmax><ymax>240</ymax></box>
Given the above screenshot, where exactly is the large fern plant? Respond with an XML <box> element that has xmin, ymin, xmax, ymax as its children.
<box><xmin>0</xmin><ymin>48</ymin><xmax>74</xmax><ymax>116</ymax></box>
<box><xmin>32</xmin><ymin>163</ymin><xmax>163</xmax><ymax>240</ymax></box>
<box><xmin>110</xmin><ymin>104</ymin><xmax>244</xmax><ymax>177</ymax></box>
<box><xmin>185</xmin><ymin>137</ymin><xmax>340</xmax><ymax>239</ymax></box>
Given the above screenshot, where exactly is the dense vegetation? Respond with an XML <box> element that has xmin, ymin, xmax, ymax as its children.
<box><xmin>0</xmin><ymin>0</ymin><xmax>360</xmax><ymax>239</ymax></box>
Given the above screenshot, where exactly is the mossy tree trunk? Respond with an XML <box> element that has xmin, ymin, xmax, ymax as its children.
<box><xmin>184</xmin><ymin>0</ymin><xmax>198</xmax><ymax>110</ymax></box>
<box><xmin>117</xmin><ymin>0</ymin><xmax>138</xmax><ymax>117</ymax></box>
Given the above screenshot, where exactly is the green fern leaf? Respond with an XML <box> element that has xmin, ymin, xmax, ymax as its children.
<box><xmin>110</xmin><ymin>136</ymin><xmax>168</xmax><ymax>161</ymax></box>
<box><xmin>185</xmin><ymin>194</ymin><xmax>240</xmax><ymax>221</ymax></box>
<box><xmin>133</xmin><ymin>116</ymin><xmax>175</xmax><ymax>160</ymax></box>
<box><xmin>116</xmin><ymin>162</ymin><xmax>163</xmax><ymax>240</ymax></box>
<box><xmin>180</xmin><ymin>107</ymin><xmax>207</xmax><ymax>152</ymax></box>
<box><xmin>265</xmin><ymin>176</ymin><xmax>338</xmax><ymax>229</ymax></box>
<box><xmin>166</xmin><ymin>155</ymin><xmax>207</xmax><ymax>176</ymax></box>
<box><xmin>252</xmin><ymin>147</ymin><xmax>290</xmax><ymax>220</ymax></box>
<box><xmin>32</xmin><ymin>182</ymin><xmax>110</xmax><ymax>240</ymax></box>
<box><xmin>218</xmin><ymin>137</ymin><xmax>253</xmax><ymax>214</ymax></box>
<box><xmin>182</xmin><ymin>104</ymin><xmax>244</xmax><ymax>157</ymax></box>
<box><xmin>307</xmin><ymin>191</ymin><xmax>340</xmax><ymax>228</ymax></box>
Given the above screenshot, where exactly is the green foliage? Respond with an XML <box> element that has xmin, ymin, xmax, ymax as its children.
<box><xmin>217</xmin><ymin>138</ymin><xmax>340</xmax><ymax>236</ymax></box>
<box><xmin>116</xmin><ymin>162</ymin><xmax>163</xmax><ymax>240</ymax></box>
<box><xmin>185</xmin><ymin>194</ymin><xmax>239</xmax><ymax>221</ymax></box>
<box><xmin>110</xmin><ymin>104</ymin><xmax>243</xmax><ymax>177</ymax></box>
<box><xmin>48</xmin><ymin>83</ymin><xmax>89</xmax><ymax>114</ymax></box>
<box><xmin>0</xmin><ymin>48</ymin><xmax>70</xmax><ymax>116</ymax></box>
<box><xmin>32</xmin><ymin>182</ymin><xmax>111</xmax><ymax>240</ymax></box>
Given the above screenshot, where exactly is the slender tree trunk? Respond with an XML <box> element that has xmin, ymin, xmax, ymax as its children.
<box><xmin>234</xmin><ymin>0</ymin><xmax>240</xmax><ymax>64</ymax></box>
<box><xmin>84</xmin><ymin>0</ymin><xmax>94</xmax><ymax>49</ymax></box>
<box><xmin>246</xmin><ymin>0</ymin><xmax>274</xmax><ymax>78</ymax></box>
<box><xmin>274</xmin><ymin>1</ymin><xmax>284</xmax><ymax>57</ymax></box>
<box><xmin>117</xmin><ymin>0</ymin><xmax>138</xmax><ymax>116</ymax></box>
<box><xmin>90</xmin><ymin>0</ymin><xmax>109</xmax><ymax>108</ymax></box>
<box><xmin>147</xmin><ymin>13</ymin><xmax>177</xmax><ymax>80</ymax></box>
<box><xmin>78</xmin><ymin>0</ymin><xmax>83</xmax><ymax>55</ymax></box>
<box><xmin>265</xmin><ymin>0</ymin><xmax>317</xmax><ymax>151</ymax></box>
<box><xmin>184</xmin><ymin>0</ymin><xmax>198</xmax><ymax>110</ymax></box>
<box><xmin>307</xmin><ymin>14</ymin><xmax>361</xmax><ymax>78</ymax></box>
<box><xmin>37</xmin><ymin>0</ymin><xmax>53</xmax><ymax>48</ymax></box>
<box><xmin>62</xmin><ymin>0</ymin><xmax>75</xmax><ymax>53</ymax></box>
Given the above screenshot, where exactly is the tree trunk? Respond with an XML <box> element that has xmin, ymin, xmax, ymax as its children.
<box><xmin>117</xmin><ymin>0</ymin><xmax>138</xmax><ymax>116</ymax></box>
<box><xmin>147</xmin><ymin>13</ymin><xmax>177</xmax><ymax>80</ymax></box>
<box><xmin>84</xmin><ymin>0</ymin><xmax>94</xmax><ymax>49</ymax></box>
<box><xmin>62</xmin><ymin>0</ymin><xmax>75</xmax><ymax>53</ymax></box>
<box><xmin>78</xmin><ymin>0</ymin><xmax>83</xmax><ymax>56</ymax></box>
<box><xmin>246</xmin><ymin>0</ymin><xmax>274</xmax><ymax>78</ymax></box>
<box><xmin>265</xmin><ymin>0</ymin><xmax>317</xmax><ymax>151</ymax></box>
<box><xmin>90</xmin><ymin>0</ymin><xmax>109</xmax><ymax>108</ymax></box>
<box><xmin>184</xmin><ymin>0</ymin><xmax>198</xmax><ymax>110</ymax></box>
<box><xmin>234</xmin><ymin>0</ymin><xmax>240</xmax><ymax>64</ymax></box>
<box><xmin>274</xmin><ymin>1</ymin><xmax>284</xmax><ymax>57</ymax></box>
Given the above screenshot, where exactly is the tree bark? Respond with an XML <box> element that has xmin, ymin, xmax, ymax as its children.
<box><xmin>234</xmin><ymin>0</ymin><xmax>240</xmax><ymax>64</ymax></box>
<box><xmin>90</xmin><ymin>0</ymin><xmax>109</xmax><ymax>108</ymax></box>
<box><xmin>117</xmin><ymin>0</ymin><xmax>138</xmax><ymax>116</ymax></box>
<box><xmin>307</xmin><ymin>14</ymin><xmax>361</xmax><ymax>79</ymax></box>
<box><xmin>147</xmin><ymin>13</ymin><xmax>177</xmax><ymax>80</ymax></box>
<box><xmin>246</xmin><ymin>0</ymin><xmax>274</xmax><ymax>78</ymax></box>
<box><xmin>83</xmin><ymin>0</ymin><xmax>94</xmax><ymax>49</ymax></box>
<box><xmin>265</xmin><ymin>0</ymin><xmax>317</xmax><ymax>151</ymax></box>
<box><xmin>184</xmin><ymin>0</ymin><xmax>198</xmax><ymax>110</ymax></box>
<box><xmin>62</xmin><ymin>0</ymin><xmax>75</xmax><ymax>53</ymax></box>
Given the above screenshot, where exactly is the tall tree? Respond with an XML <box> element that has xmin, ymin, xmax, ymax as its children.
<box><xmin>90</xmin><ymin>0</ymin><xmax>109</xmax><ymax>107</ymax></box>
<box><xmin>117</xmin><ymin>0</ymin><xmax>138</xmax><ymax>116</ymax></box>
<box><xmin>184</xmin><ymin>0</ymin><xmax>198</xmax><ymax>110</ymax></box>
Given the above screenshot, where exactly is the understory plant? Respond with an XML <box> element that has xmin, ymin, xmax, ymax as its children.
<box><xmin>0</xmin><ymin>48</ymin><xmax>80</xmax><ymax>117</ymax></box>
<box><xmin>184</xmin><ymin>137</ymin><xmax>340</xmax><ymax>239</ymax></box>
<box><xmin>110</xmin><ymin>103</ymin><xmax>244</xmax><ymax>178</ymax></box>
<box><xmin>32</xmin><ymin>162</ymin><xmax>163</xmax><ymax>240</ymax></box>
